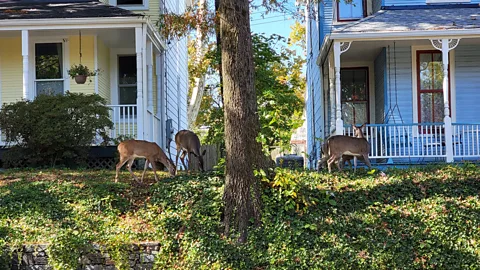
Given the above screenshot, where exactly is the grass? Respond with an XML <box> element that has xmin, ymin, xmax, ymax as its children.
<box><xmin>0</xmin><ymin>165</ymin><xmax>479</xmax><ymax>269</ymax></box>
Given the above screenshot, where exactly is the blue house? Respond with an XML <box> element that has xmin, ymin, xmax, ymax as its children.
<box><xmin>306</xmin><ymin>0</ymin><xmax>480</xmax><ymax>167</ymax></box>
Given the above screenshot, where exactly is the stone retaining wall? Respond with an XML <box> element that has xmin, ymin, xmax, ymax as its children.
<box><xmin>6</xmin><ymin>242</ymin><xmax>159</xmax><ymax>270</ymax></box>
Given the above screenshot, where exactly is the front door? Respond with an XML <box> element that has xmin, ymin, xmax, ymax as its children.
<box><xmin>341</xmin><ymin>67</ymin><xmax>369</xmax><ymax>127</ymax></box>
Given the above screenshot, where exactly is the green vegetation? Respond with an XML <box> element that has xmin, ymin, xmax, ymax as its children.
<box><xmin>1</xmin><ymin>165</ymin><xmax>479</xmax><ymax>269</ymax></box>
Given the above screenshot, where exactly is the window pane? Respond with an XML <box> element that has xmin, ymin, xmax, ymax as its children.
<box><xmin>432</xmin><ymin>53</ymin><xmax>443</xmax><ymax>90</ymax></box>
<box><xmin>433</xmin><ymin>92</ymin><xmax>444</xmax><ymax>122</ymax></box>
<box><xmin>35</xmin><ymin>43</ymin><xmax>62</xmax><ymax>79</ymax></box>
<box><xmin>421</xmin><ymin>93</ymin><xmax>433</xmax><ymax>123</ymax></box>
<box><xmin>339</xmin><ymin>0</ymin><xmax>363</xmax><ymax>20</ymax></box>
<box><xmin>419</xmin><ymin>53</ymin><xmax>433</xmax><ymax>90</ymax></box>
<box><xmin>119</xmin><ymin>86</ymin><xmax>137</xmax><ymax>105</ymax></box>
<box><xmin>341</xmin><ymin>70</ymin><xmax>354</xmax><ymax>101</ymax></box>
<box><xmin>117</xmin><ymin>0</ymin><xmax>143</xmax><ymax>4</ymax></box>
<box><xmin>354</xmin><ymin>70</ymin><xmax>367</xmax><ymax>100</ymax></box>
<box><xmin>342</xmin><ymin>103</ymin><xmax>354</xmax><ymax>126</ymax></box>
<box><xmin>342</xmin><ymin>102</ymin><xmax>367</xmax><ymax>126</ymax></box>
<box><xmin>119</xmin><ymin>56</ymin><xmax>137</xmax><ymax>85</ymax></box>
<box><xmin>36</xmin><ymin>81</ymin><xmax>63</xmax><ymax>96</ymax></box>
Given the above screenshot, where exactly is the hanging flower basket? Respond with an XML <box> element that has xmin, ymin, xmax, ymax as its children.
<box><xmin>68</xmin><ymin>64</ymin><xmax>100</xmax><ymax>84</ymax></box>
<box><xmin>74</xmin><ymin>75</ymin><xmax>87</xmax><ymax>84</ymax></box>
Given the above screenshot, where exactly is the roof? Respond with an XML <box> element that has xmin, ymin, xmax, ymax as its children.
<box><xmin>334</xmin><ymin>4</ymin><xmax>480</xmax><ymax>34</ymax></box>
<box><xmin>0</xmin><ymin>0</ymin><xmax>141</xmax><ymax>20</ymax></box>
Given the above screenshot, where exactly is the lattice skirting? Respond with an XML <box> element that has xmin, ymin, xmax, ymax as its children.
<box><xmin>87</xmin><ymin>157</ymin><xmax>140</xmax><ymax>170</ymax></box>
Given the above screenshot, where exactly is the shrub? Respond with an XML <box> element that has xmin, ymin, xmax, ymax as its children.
<box><xmin>0</xmin><ymin>92</ymin><xmax>113</xmax><ymax>167</ymax></box>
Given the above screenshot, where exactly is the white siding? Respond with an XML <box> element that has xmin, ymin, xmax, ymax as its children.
<box><xmin>164</xmin><ymin>0</ymin><xmax>189</xmax><ymax>159</ymax></box>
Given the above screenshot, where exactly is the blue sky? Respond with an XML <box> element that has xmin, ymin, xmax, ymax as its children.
<box><xmin>250</xmin><ymin>1</ymin><xmax>299</xmax><ymax>39</ymax></box>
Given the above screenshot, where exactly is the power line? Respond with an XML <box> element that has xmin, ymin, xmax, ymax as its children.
<box><xmin>251</xmin><ymin>14</ymin><xmax>290</xmax><ymax>21</ymax></box>
<box><xmin>251</xmin><ymin>18</ymin><xmax>290</xmax><ymax>26</ymax></box>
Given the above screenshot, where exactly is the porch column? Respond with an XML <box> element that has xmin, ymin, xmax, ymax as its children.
<box><xmin>430</xmin><ymin>38</ymin><xmax>460</xmax><ymax>163</ymax></box>
<box><xmin>21</xmin><ymin>30</ymin><xmax>29</xmax><ymax>100</ymax></box>
<box><xmin>135</xmin><ymin>26</ymin><xmax>144</xmax><ymax>140</ymax></box>
<box><xmin>328</xmin><ymin>52</ymin><xmax>335</xmax><ymax>135</ymax></box>
<box><xmin>155</xmin><ymin>53</ymin><xmax>164</xmax><ymax>147</ymax></box>
<box><xmin>333</xmin><ymin>41</ymin><xmax>352</xmax><ymax>135</ymax></box>
<box><xmin>146</xmin><ymin>40</ymin><xmax>154</xmax><ymax>142</ymax></box>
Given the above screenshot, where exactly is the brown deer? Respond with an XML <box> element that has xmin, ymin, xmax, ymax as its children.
<box><xmin>175</xmin><ymin>130</ymin><xmax>206</xmax><ymax>172</ymax></box>
<box><xmin>325</xmin><ymin>124</ymin><xmax>372</xmax><ymax>173</ymax></box>
<box><xmin>318</xmin><ymin>142</ymin><xmax>366</xmax><ymax>170</ymax></box>
<box><xmin>115</xmin><ymin>140</ymin><xmax>176</xmax><ymax>183</ymax></box>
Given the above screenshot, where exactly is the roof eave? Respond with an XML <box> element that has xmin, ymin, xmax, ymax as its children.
<box><xmin>331</xmin><ymin>28</ymin><xmax>480</xmax><ymax>41</ymax></box>
<box><xmin>0</xmin><ymin>16</ymin><xmax>146</xmax><ymax>30</ymax></box>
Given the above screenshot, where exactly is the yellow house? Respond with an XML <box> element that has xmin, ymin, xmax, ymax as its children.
<box><xmin>0</xmin><ymin>0</ymin><xmax>190</xmax><ymax>152</ymax></box>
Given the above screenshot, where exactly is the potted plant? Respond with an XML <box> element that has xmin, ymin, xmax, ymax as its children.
<box><xmin>68</xmin><ymin>63</ymin><xmax>100</xmax><ymax>84</ymax></box>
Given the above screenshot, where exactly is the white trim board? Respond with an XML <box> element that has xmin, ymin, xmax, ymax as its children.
<box><xmin>109</xmin><ymin>48</ymin><xmax>136</xmax><ymax>105</ymax></box>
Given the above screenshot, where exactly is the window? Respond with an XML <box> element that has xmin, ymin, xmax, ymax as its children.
<box><xmin>110</xmin><ymin>0</ymin><xmax>148</xmax><ymax>10</ymax></box>
<box><xmin>341</xmin><ymin>68</ymin><xmax>369</xmax><ymax>126</ymax></box>
<box><xmin>337</xmin><ymin>0</ymin><xmax>365</xmax><ymax>21</ymax></box>
<box><xmin>117</xmin><ymin>0</ymin><xmax>142</xmax><ymax>5</ymax></box>
<box><xmin>416</xmin><ymin>51</ymin><xmax>449</xmax><ymax>124</ymax></box>
<box><xmin>35</xmin><ymin>43</ymin><xmax>64</xmax><ymax>96</ymax></box>
<box><xmin>118</xmin><ymin>55</ymin><xmax>137</xmax><ymax>116</ymax></box>
<box><xmin>426</xmin><ymin>0</ymin><xmax>470</xmax><ymax>3</ymax></box>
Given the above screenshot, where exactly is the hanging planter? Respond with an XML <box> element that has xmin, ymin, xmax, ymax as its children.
<box><xmin>74</xmin><ymin>74</ymin><xmax>87</xmax><ymax>84</ymax></box>
<box><xmin>68</xmin><ymin>64</ymin><xmax>99</xmax><ymax>84</ymax></box>
<box><xmin>68</xmin><ymin>30</ymin><xmax>100</xmax><ymax>84</ymax></box>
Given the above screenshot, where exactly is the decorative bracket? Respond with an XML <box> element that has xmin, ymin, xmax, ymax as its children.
<box><xmin>339</xmin><ymin>41</ymin><xmax>352</xmax><ymax>54</ymax></box>
<box><xmin>430</xmin><ymin>38</ymin><xmax>460</xmax><ymax>52</ymax></box>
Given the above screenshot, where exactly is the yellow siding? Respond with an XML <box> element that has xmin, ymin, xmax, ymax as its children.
<box><xmin>69</xmin><ymin>35</ymin><xmax>95</xmax><ymax>94</ymax></box>
<box><xmin>97</xmin><ymin>38</ymin><xmax>111</xmax><ymax>104</ymax></box>
<box><xmin>0</xmin><ymin>37</ymin><xmax>23</xmax><ymax>104</ymax></box>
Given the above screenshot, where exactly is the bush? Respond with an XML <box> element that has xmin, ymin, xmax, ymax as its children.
<box><xmin>0</xmin><ymin>92</ymin><xmax>113</xmax><ymax>167</ymax></box>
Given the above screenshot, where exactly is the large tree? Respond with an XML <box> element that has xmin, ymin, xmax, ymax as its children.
<box><xmin>218</xmin><ymin>0</ymin><xmax>263</xmax><ymax>242</ymax></box>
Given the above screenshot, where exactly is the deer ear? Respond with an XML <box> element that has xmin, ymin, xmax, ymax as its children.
<box><xmin>361</xmin><ymin>123</ymin><xmax>366</xmax><ymax>129</ymax></box>
<box><xmin>202</xmin><ymin>149</ymin><xmax>206</xmax><ymax>156</ymax></box>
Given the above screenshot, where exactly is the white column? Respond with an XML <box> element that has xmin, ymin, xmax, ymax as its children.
<box><xmin>441</xmin><ymin>39</ymin><xmax>453</xmax><ymax>163</ymax></box>
<box><xmin>155</xmin><ymin>53</ymin><xmax>165</xmax><ymax>147</ymax></box>
<box><xmin>146</xmin><ymin>40</ymin><xmax>154</xmax><ymax>142</ymax></box>
<box><xmin>328</xmin><ymin>52</ymin><xmax>335</xmax><ymax>135</ymax></box>
<box><xmin>135</xmin><ymin>27</ymin><xmax>144</xmax><ymax>140</ymax></box>
<box><xmin>21</xmin><ymin>30</ymin><xmax>29</xmax><ymax>100</ymax></box>
<box><xmin>431</xmin><ymin>38</ymin><xmax>460</xmax><ymax>163</ymax></box>
<box><xmin>333</xmin><ymin>41</ymin><xmax>352</xmax><ymax>135</ymax></box>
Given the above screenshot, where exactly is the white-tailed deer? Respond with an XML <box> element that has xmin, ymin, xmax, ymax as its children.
<box><xmin>318</xmin><ymin>142</ymin><xmax>366</xmax><ymax>170</ymax></box>
<box><xmin>115</xmin><ymin>140</ymin><xmax>176</xmax><ymax>182</ymax></box>
<box><xmin>175</xmin><ymin>130</ymin><xmax>206</xmax><ymax>172</ymax></box>
<box><xmin>325</xmin><ymin>124</ymin><xmax>372</xmax><ymax>173</ymax></box>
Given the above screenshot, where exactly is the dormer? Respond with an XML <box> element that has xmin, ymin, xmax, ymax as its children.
<box><xmin>337</xmin><ymin>0</ymin><xmax>367</xmax><ymax>21</ymax></box>
<box><xmin>108</xmin><ymin>0</ymin><xmax>149</xmax><ymax>11</ymax></box>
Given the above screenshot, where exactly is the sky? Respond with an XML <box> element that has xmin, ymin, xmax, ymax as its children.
<box><xmin>249</xmin><ymin>1</ymin><xmax>300</xmax><ymax>40</ymax></box>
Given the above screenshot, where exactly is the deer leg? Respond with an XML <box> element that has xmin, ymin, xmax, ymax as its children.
<box><xmin>335</xmin><ymin>156</ymin><xmax>342</xmax><ymax>172</ymax></box>
<box><xmin>327</xmin><ymin>155</ymin><xmax>337</xmax><ymax>173</ymax></box>
<box><xmin>141</xmin><ymin>159</ymin><xmax>149</xmax><ymax>182</ymax></box>
<box><xmin>149</xmin><ymin>158</ymin><xmax>160</xmax><ymax>182</ymax></box>
<box><xmin>115</xmin><ymin>156</ymin><xmax>129</xmax><ymax>183</ymax></box>
<box><xmin>175</xmin><ymin>148</ymin><xmax>181</xmax><ymax>171</ymax></box>
<box><xmin>180</xmin><ymin>151</ymin><xmax>188</xmax><ymax>173</ymax></box>
<box><xmin>126</xmin><ymin>158</ymin><xmax>139</xmax><ymax>182</ymax></box>
<box><xmin>353</xmin><ymin>156</ymin><xmax>357</xmax><ymax>173</ymax></box>
<box><xmin>363</xmin><ymin>154</ymin><xmax>372</xmax><ymax>169</ymax></box>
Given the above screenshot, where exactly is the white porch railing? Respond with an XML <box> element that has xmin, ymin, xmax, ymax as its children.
<box><xmin>452</xmin><ymin>123</ymin><xmax>480</xmax><ymax>158</ymax></box>
<box><xmin>343</xmin><ymin>123</ymin><xmax>448</xmax><ymax>160</ymax></box>
<box><xmin>108</xmin><ymin>105</ymin><xmax>138</xmax><ymax>140</ymax></box>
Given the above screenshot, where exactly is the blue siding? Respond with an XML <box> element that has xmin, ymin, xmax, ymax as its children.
<box><xmin>306</xmin><ymin>4</ymin><xmax>323</xmax><ymax>168</ymax></box>
<box><xmin>374</xmin><ymin>48</ymin><xmax>386</xmax><ymax>124</ymax></box>
<box><xmin>384</xmin><ymin>44</ymin><xmax>413</xmax><ymax>123</ymax></box>
<box><xmin>455</xmin><ymin>45</ymin><xmax>480</xmax><ymax>123</ymax></box>
<box><xmin>319</xmin><ymin>0</ymin><xmax>334</xmax><ymax>47</ymax></box>
<box><xmin>385</xmin><ymin>0</ymin><xmax>480</xmax><ymax>6</ymax></box>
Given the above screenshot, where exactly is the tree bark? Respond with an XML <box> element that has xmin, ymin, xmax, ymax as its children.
<box><xmin>219</xmin><ymin>0</ymin><xmax>262</xmax><ymax>243</ymax></box>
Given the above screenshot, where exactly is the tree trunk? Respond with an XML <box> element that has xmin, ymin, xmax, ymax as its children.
<box><xmin>215</xmin><ymin>0</ymin><xmax>224</xmax><ymax>105</ymax></box>
<box><xmin>219</xmin><ymin>0</ymin><xmax>262</xmax><ymax>243</ymax></box>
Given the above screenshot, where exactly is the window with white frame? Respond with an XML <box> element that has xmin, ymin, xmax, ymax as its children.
<box><xmin>426</xmin><ymin>0</ymin><xmax>470</xmax><ymax>4</ymax></box>
<box><xmin>35</xmin><ymin>43</ymin><xmax>64</xmax><ymax>96</ymax></box>
<box><xmin>110</xmin><ymin>0</ymin><xmax>149</xmax><ymax>10</ymax></box>
<box><xmin>118</xmin><ymin>55</ymin><xmax>137</xmax><ymax>116</ymax></box>
<box><xmin>337</xmin><ymin>0</ymin><xmax>365</xmax><ymax>21</ymax></box>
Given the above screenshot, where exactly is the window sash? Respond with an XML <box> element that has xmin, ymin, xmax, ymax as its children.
<box><xmin>338</xmin><ymin>0</ymin><xmax>365</xmax><ymax>20</ymax></box>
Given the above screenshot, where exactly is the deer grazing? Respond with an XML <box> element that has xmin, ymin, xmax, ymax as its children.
<box><xmin>115</xmin><ymin>140</ymin><xmax>176</xmax><ymax>183</ymax></box>
<box><xmin>175</xmin><ymin>130</ymin><xmax>206</xmax><ymax>172</ymax></box>
<box><xmin>324</xmin><ymin>124</ymin><xmax>372</xmax><ymax>173</ymax></box>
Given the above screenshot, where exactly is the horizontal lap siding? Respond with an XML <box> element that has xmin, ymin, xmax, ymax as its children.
<box><xmin>306</xmin><ymin>3</ymin><xmax>323</xmax><ymax>168</ymax></box>
<box><xmin>69</xmin><ymin>35</ymin><xmax>95</xmax><ymax>94</ymax></box>
<box><xmin>385</xmin><ymin>44</ymin><xmax>412</xmax><ymax>123</ymax></box>
<box><xmin>0</xmin><ymin>37</ymin><xmax>22</xmax><ymax>104</ymax></box>
<box><xmin>454</xmin><ymin>45</ymin><xmax>480</xmax><ymax>123</ymax></box>
<box><xmin>97</xmin><ymin>38</ymin><xmax>111</xmax><ymax>103</ymax></box>
<box><xmin>320</xmin><ymin>0</ymin><xmax>334</xmax><ymax>45</ymax></box>
<box><xmin>165</xmin><ymin>0</ymin><xmax>188</xmax><ymax>159</ymax></box>
<box><xmin>374</xmin><ymin>47</ymin><xmax>386</xmax><ymax>124</ymax></box>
